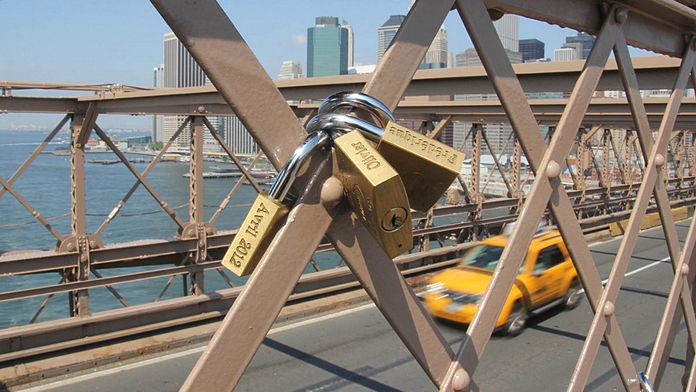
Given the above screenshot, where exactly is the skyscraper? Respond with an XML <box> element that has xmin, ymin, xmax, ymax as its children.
<box><xmin>278</xmin><ymin>61</ymin><xmax>303</xmax><ymax>80</ymax></box>
<box><xmin>224</xmin><ymin>116</ymin><xmax>259</xmax><ymax>156</ymax></box>
<box><xmin>519</xmin><ymin>39</ymin><xmax>545</xmax><ymax>62</ymax></box>
<box><xmin>152</xmin><ymin>64</ymin><xmax>164</xmax><ymax>143</ymax></box>
<box><xmin>342</xmin><ymin>20</ymin><xmax>354</xmax><ymax>67</ymax></box>
<box><xmin>162</xmin><ymin>32</ymin><xmax>208</xmax><ymax>149</ymax></box>
<box><xmin>162</xmin><ymin>32</ymin><xmax>222</xmax><ymax>151</ymax></box>
<box><xmin>306</xmin><ymin>17</ymin><xmax>349</xmax><ymax>77</ymax></box>
<box><xmin>423</xmin><ymin>26</ymin><xmax>448</xmax><ymax>69</ymax></box>
<box><xmin>565</xmin><ymin>32</ymin><xmax>595</xmax><ymax>59</ymax></box>
<box><xmin>554</xmin><ymin>46</ymin><xmax>579</xmax><ymax>61</ymax></box>
<box><xmin>377</xmin><ymin>15</ymin><xmax>406</xmax><ymax>60</ymax></box>
<box><xmin>494</xmin><ymin>14</ymin><xmax>519</xmax><ymax>52</ymax></box>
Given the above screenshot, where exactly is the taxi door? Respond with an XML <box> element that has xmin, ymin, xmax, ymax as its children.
<box><xmin>525</xmin><ymin>244</ymin><xmax>568</xmax><ymax>307</ymax></box>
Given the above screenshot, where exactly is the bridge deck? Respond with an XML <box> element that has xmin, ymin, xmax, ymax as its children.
<box><xmin>15</xmin><ymin>220</ymin><xmax>692</xmax><ymax>392</ymax></box>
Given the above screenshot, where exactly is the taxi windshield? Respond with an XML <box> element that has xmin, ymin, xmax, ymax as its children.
<box><xmin>460</xmin><ymin>245</ymin><xmax>504</xmax><ymax>270</ymax></box>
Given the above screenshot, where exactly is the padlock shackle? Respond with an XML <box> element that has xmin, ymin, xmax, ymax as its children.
<box><xmin>319</xmin><ymin>92</ymin><xmax>394</xmax><ymax>128</ymax></box>
<box><xmin>306</xmin><ymin>112</ymin><xmax>384</xmax><ymax>143</ymax></box>
<box><xmin>268</xmin><ymin>130</ymin><xmax>331</xmax><ymax>202</ymax></box>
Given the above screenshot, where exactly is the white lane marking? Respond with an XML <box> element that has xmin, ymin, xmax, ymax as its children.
<box><xmin>18</xmin><ymin>302</ymin><xmax>378</xmax><ymax>391</ymax></box>
<box><xmin>18</xmin><ymin>243</ymin><xmax>675</xmax><ymax>390</ymax></box>
<box><xmin>578</xmin><ymin>255</ymin><xmax>670</xmax><ymax>294</ymax></box>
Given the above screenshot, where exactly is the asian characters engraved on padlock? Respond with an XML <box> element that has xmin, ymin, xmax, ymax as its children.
<box><xmin>333</xmin><ymin>130</ymin><xmax>413</xmax><ymax>258</ymax></box>
<box><xmin>378</xmin><ymin>121</ymin><xmax>465</xmax><ymax>212</ymax></box>
<box><xmin>222</xmin><ymin>193</ymin><xmax>288</xmax><ymax>276</ymax></box>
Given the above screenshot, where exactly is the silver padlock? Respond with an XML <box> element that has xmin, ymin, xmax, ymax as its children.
<box><xmin>222</xmin><ymin>131</ymin><xmax>331</xmax><ymax>276</ymax></box>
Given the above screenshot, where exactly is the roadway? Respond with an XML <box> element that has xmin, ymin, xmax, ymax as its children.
<box><xmin>16</xmin><ymin>219</ymin><xmax>693</xmax><ymax>391</ymax></box>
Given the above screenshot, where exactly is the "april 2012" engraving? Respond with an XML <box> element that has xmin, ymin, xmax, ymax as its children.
<box><xmin>229</xmin><ymin>202</ymin><xmax>271</xmax><ymax>267</ymax></box>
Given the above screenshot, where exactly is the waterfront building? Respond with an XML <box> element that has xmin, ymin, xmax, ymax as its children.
<box><xmin>377</xmin><ymin>15</ymin><xmax>406</xmax><ymax>60</ymax></box>
<box><xmin>348</xmin><ymin>64</ymin><xmax>376</xmax><ymax>74</ymax></box>
<box><xmin>306</xmin><ymin>17</ymin><xmax>349</xmax><ymax>77</ymax></box>
<box><xmin>565</xmin><ymin>32</ymin><xmax>595</xmax><ymax>59</ymax></box>
<box><xmin>278</xmin><ymin>61</ymin><xmax>303</xmax><ymax>80</ymax></box>
<box><xmin>152</xmin><ymin>64</ymin><xmax>164</xmax><ymax>143</ymax></box>
<box><xmin>224</xmin><ymin>116</ymin><xmax>259</xmax><ymax>156</ymax></box>
<box><xmin>162</xmin><ymin>32</ymin><xmax>224</xmax><ymax>152</ymax></box>
<box><xmin>519</xmin><ymin>39</ymin><xmax>545</xmax><ymax>62</ymax></box>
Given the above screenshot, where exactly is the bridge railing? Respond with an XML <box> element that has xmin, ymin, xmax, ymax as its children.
<box><xmin>2</xmin><ymin>1</ymin><xmax>696</xmax><ymax>390</ymax></box>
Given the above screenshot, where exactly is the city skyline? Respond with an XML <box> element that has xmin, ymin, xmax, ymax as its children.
<box><xmin>0</xmin><ymin>0</ymin><xmax>654</xmax><ymax>130</ymax></box>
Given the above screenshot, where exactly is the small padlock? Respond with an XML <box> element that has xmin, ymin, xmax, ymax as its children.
<box><xmin>333</xmin><ymin>129</ymin><xmax>413</xmax><ymax>258</ymax></box>
<box><xmin>222</xmin><ymin>131</ymin><xmax>331</xmax><ymax>276</ymax></box>
<box><xmin>317</xmin><ymin>92</ymin><xmax>465</xmax><ymax>211</ymax></box>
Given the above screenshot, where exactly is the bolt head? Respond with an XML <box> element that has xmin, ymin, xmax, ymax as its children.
<box><xmin>546</xmin><ymin>160</ymin><xmax>561</xmax><ymax>179</ymax></box>
<box><xmin>681</xmin><ymin>264</ymin><xmax>689</xmax><ymax>276</ymax></box>
<box><xmin>614</xmin><ymin>7</ymin><xmax>628</xmax><ymax>24</ymax></box>
<box><xmin>320</xmin><ymin>176</ymin><xmax>344</xmax><ymax>209</ymax></box>
<box><xmin>654</xmin><ymin>154</ymin><xmax>665</xmax><ymax>167</ymax></box>
<box><xmin>451</xmin><ymin>368</ymin><xmax>471</xmax><ymax>392</ymax></box>
<box><xmin>67</xmin><ymin>242</ymin><xmax>76</xmax><ymax>252</ymax></box>
<box><xmin>603</xmin><ymin>301</ymin><xmax>615</xmax><ymax>316</ymax></box>
<box><xmin>196</xmin><ymin>106</ymin><xmax>206</xmax><ymax>113</ymax></box>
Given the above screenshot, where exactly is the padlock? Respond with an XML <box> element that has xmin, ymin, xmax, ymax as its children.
<box><xmin>222</xmin><ymin>131</ymin><xmax>331</xmax><ymax>276</ymax></box>
<box><xmin>317</xmin><ymin>92</ymin><xmax>465</xmax><ymax>211</ymax></box>
<box><xmin>333</xmin><ymin>129</ymin><xmax>413</xmax><ymax>258</ymax></box>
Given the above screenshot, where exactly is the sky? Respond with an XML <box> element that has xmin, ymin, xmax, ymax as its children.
<box><xmin>0</xmin><ymin>0</ymin><xmax>655</xmax><ymax>131</ymax></box>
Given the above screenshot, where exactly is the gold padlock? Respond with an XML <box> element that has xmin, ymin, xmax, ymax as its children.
<box><xmin>222</xmin><ymin>193</ymin><xmax>288</xmax><ymax>276</ymax></box>
<box><xmin>222</xmin><ymin>131</ymin><xmax>331</xmax><ymax>276</ymax></box>
<box><xmin>379</xmin><ymin>121</ymin><xmax>465</xmax><ymax>212</ymax></box>
<box><xmin>317</xmin><ymin>93</ymin><xmax>465</xmax><ymax>211</ymax></box>
<box><xmin>333</xmin><ymin>130</ymin><xmax>413</xmax><ymax>258</ymax></box>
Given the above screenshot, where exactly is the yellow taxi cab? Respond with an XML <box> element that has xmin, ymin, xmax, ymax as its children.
<box><xmin>424</xmin><ymin>230</ymin><xmax>582</xmax><ymax>335</ymax></box>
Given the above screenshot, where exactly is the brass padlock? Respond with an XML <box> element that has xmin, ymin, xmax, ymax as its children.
<box><xmin>379</xmin><ymin>121</ymin><xmax>465</xmax><ymax>212</ymax></box>
<box><xmin>316</xmin><ymin>92</ymin><xmax>465</xmax><ymax>211</ymax></box>
<box><xmin>333</xmin><ymin>130</ymin><xmax>413</xmax><ymax>258</ymax></box>
<box><xmin>222</xmin><ymin>131</ymin><xmax>331</xmax><ymax>276</ymax></box>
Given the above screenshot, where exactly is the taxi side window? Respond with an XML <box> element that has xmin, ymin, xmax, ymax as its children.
<box><xmin>534</xmin><ymin>245</ymin><xmax>565</xmax><ymax>273</ymax></box>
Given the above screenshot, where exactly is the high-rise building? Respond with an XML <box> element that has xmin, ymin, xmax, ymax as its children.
<box><xmin>565</xmin><ymin>32</ymin><xmax>595</xmax><ymax>59</ymax></box>
<box><xmin>423</xmin><ymin>26</ymin><xmax>448</xmax><ymax>69</ymax></box>
<box><xmin>377</xmin><ymin>15</ymin><xmax>406</xmax><ymax>60</ymax></box>
<box><xmin>494</xmin><ymin>14</ymin><xmax>519</xmax><ymax>52</ymax></box>
<box><xmin>152</xmin><ymin>64</ymin><xmax>164</xmax><ymax>143</ymax></box>
<box><xmin>554</xmin><ymin>46</ymin><xmax>579</xmax><ymax>61</ymax></box>
<box><xmin>278</xmin><ymin>61</ymin><xmax>303</xmax><ymax>80</ymax></box>
<box><xmin>342</xmin><ymin>20</ymin><xmax>354</xmax><ymax>67</ymax></box>
<box><xmin>162</xmin><ymin>32</ymin><xmax>223</xmax><ymax>152</ymax></box>
<box><xmin>224</xmin><ymin>116</ymin><xmax>259</xmax><ymax>156</ymax></box>
<box><xmin>455</xmin><ymin>48</ymin><xmax>522</xmax><ymax>68</ymax></box>
<box><xmin>306</xmin><ymin>17</ymin><xmax>349</xmax><ymax>77</ymax></box>
<box><xmin>519</xmin><ymin>39</ymin><xmax>545</xmax><ymax>62</ymax></box>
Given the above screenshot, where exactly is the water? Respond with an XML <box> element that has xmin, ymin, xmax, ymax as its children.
<box><xmin>0</xmin><ymin>129</ymin><xmax>286</xmax><ymax>328</ymax></box>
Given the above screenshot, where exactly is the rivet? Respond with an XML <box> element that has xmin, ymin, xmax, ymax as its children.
<box><xmin>206</xmin><ymin>227</ymin><xmax>214</xmax><ymax>235</ymax></box>
<box><xmin>452</xmin><ymin>368</ymin><xmax>471</xmax><ymax>392</ymax></box>
<box><xmin>614</xmin><ymin>7</ymin><xmax>628</xmax><ymax>24</ymax></box>
<box><xmin>603</xmin><ymin>301</ymin><xmax>615</xmax><ymax>316</ymax></box>
<box><xmin>320</xmin><ymin>176</ymin><xmax>344</xmax><ymax>209</ymax></box>
<box><xmin>196</xmin><ymin>105</ymin><xmax>206</xmax><ymax>113</ymax></box>
<box><xmin>67</xmin><ymin>242</ymin><xmax>76</xmax><ymax>252</ymax></box>
<box><xmin>681</xmin><ymin>264</ymin><xmax>689</xmax><ymax>276</ymax></box>
<box><xmin>654</xmin><ymin>154</ymin><xmax>665</xmax><ymax>167</ymax></box>
<box><xmin>546</xmin><ymin>160</ymin><xmax>561</xmax><ymax>179</ymax></box>
<box><xmin>89</xmin><ymin>240</ymin><xmax>96</xmax><ymax>248</ymax></box>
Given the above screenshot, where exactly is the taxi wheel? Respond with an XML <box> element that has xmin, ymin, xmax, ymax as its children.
<box><xmin>564</xmin><ymin>279</ymin><xmax>583</xmax><ymax>309</ymax></box>
<box><xmin>504</xmin><ymin>302</ymin><xmax>527</xmax><ymax>336</ymax></box>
